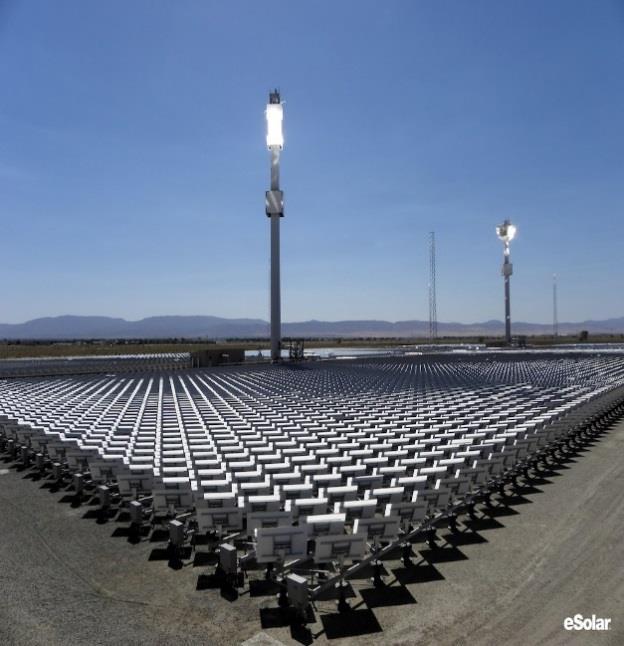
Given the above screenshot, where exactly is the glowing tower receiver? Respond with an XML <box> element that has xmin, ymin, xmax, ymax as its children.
<box><xmin>265</xmin><ymin>90</ymin><xmax>285</xmax><ymax>362</ymax></box>
<box><xmin>266</xmin><ymin>101</ymin><xmax>284</xmax><ymax>149</ymax></box>
<box><xmin>496</xmin><ymin>219</ymin><xmax>517</xmax><ymax>345</ymax></box>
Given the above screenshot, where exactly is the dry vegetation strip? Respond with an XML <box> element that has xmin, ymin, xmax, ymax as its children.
<box><xmin>0</xmin><ymin>335</ymin><xmax>619</xmax><ymax>359</ymax></box>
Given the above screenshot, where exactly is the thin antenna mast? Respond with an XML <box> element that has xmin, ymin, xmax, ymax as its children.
<box><xmin>428</xmin><ymin>232</ymin><xmax>438</xmax><ymax>341</ymax></box>
<box><xmin>553</xmin><ymin>273</ymin><xmax>558</xmax><ymax>339</ymax></box>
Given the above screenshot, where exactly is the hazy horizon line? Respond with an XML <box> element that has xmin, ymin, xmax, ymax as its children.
<box><xmin>0</xmin><ymin>313</ymin><xmax>622</xmax><ymax>327</ymax></box>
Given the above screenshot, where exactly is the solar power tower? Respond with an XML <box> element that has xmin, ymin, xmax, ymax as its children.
<box><xmin>265</xmin><ymin>90</ymin><xmax>285</xmax><ymax>363</ymax></box>
<box><xmin>496</xmin><ymin>220</ymin><xmax>517</xmax><ymax>345</ymax></box>
<box><xmin>428</xmin><ymin>232</ymin><xmax>438</xmax><ymax>340</ymax></box>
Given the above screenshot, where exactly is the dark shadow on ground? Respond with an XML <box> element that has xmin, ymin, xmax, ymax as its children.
<box><xmin>249</xmin><ymin>579</ymin><xmax>281</xmax><ymax>597</ymax></box>
<box><xmin>196</xmin><ymin>573</ymin><xmax>223</xmax><ymax>591</ymax></box>
<box><xmin>359</xmin><ymin>584</ymin><xmax>416</xmax><ymax>608</ymax></box>
<box><xmin>111</xmin><ymin>525</ymin><xmax>151</xmax><ymax>542</ymax></box>
<box><xmin>392</xmin><ymin>562</ymin><xmax>445</xmax><ymax>585</ymax></box>
<box><xmin>260</xmin><ymin>607</ymin><xmax>292</xmax><ymax>629</ymax></box>
<box><xmin>149</xmin><ymin>528</ymin><xmax>169</xmax><ymax>543</ymax></box>
<box><xmin>482</xmin><ymin>505</ymin><xmax>519</xmax><ymax>518</ymax></box>
<box><xmin>82</xmin><ymin>508</ymin><xmax>117</xmax><ymax>524</ymax></box>
<box><xmin>290</xmin><ymin>622</ymin><xmax>314</xmax><ymax>646</ymax></box>
<box><xmin>220</xmin><ymin>585</ymin><xmax>239</xmax><ymax>602</ymax></box>
<box><xmin>259</xmin><ymin>606</ymin><xmax>316</xmax><ymax>631</ymax></box>
<box><xmin>503</xmin><ymin>494</ymin><xmax>533</xmax><ymax>506</ymax></box>
<box><xmin>420</xmin><ymin>545</ymin><xmax>468</xmax><ymax>564</ymax></box>
<box><xmin>513</xmin><ymin>484</ymin><xmax>543</xmax><ymax>495</ymax></box>
<box><xmin>22</xmin><ymin>472</ymin><xmax>44</xmax><ymax>482</ymax></box>
<box><xmin>379</xmin><ymin>544</ymin><xmax>404</xmax><ymax>560</ymax></box>
<box><xmin>39</xmin><ymin>481</ymin><xmax>67</xmax><ymax>494</ymax></box>
<box><xmin>345</xmin><ymin>562</ymin><xmax>389</xmax><ymax>580</ymax></box>
<box><xmin>193</xmin><ymin>551</ymin><xmax>218</xmax><ymax>567</ymax></box>
<box><xmin>314</xmin><ymin>581</ymin><xmax>356</xmax><ymax>601</ymax></box>
<box><xmin>148</xmin><ymin>545</ymin><xmax>192</xmax><ymax>568</ymax></box>
<box><xmin>320</xmin><ymin>609</ymin><xmax>383</xmax><ymax>639</ymax></box>
<box><xmin>443</xmin><ymin>530</ymin><xmax>488</xmax><ymax>547</ymax></box>
<box><xmin>463</xmin><ymin>515</ymin><xmax>505</xmax><ymax>531</ymax></box>
<box><xmin>57</xmin><ymin>493</ymin><xmax>92</xmax><ymax>508</ymax></box>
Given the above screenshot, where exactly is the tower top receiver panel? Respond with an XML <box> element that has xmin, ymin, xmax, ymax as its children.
<box><xmin>266</xmin><ymin>90</ymin><xmax>284</xmax><ymax>149</ymax></box>
<box><xmin>496</xmin><ymin>220</ymin><xmax>517</xmax><ymax>245</ymax></box>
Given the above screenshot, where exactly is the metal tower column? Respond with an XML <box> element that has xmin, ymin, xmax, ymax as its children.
<box><xmin>265</xmin><ymin>90</ymin><xmax>285</xmax><ymax>363</ymax></box>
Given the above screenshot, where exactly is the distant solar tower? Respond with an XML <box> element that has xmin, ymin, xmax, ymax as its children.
<box><xmin>553</xmin><ymin>273</ymin><xmax>559</xmax><ymax>339</ymax></box>
<box><xmin>428</xmin><ymin>232</ymin><xmax>438</xmax><ymax>340</ymax></box>
<box><xmin>496</xmin><ymin>219</ymin><xmax>517</xmax><ymax>345</ymax></box>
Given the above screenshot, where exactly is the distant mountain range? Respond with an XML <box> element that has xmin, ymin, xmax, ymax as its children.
<box><xmin>0</xmin><ymin>315</ymin><xmax>623</xmax><ymax>340</ymax></box>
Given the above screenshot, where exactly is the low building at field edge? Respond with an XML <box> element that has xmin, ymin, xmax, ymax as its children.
<box><xmin>191</xmin><ymin>348</ymin><xmax>245</xmax><ymax>367</ymax></box>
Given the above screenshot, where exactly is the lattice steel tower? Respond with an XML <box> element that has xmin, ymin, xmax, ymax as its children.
<box><xmin>428</xmin><ymin>232</ymin><xmax>438</xmax><ymax>340</ymax></box>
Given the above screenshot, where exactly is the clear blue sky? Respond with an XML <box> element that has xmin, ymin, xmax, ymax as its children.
<box><xmin>1</xmin><ymin>0</ymin><xmax>622</xmax><ymax>324</ymax></box>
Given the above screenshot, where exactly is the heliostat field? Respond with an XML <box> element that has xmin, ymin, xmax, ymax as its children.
<box><xmin>1</xmin><ymin>353</ymin><xmax>623</xmax><ymax>624</ymax></box>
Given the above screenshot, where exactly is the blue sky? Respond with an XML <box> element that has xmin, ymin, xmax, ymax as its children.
<box><xmin>0</xmin><ymin>0</ymin><xmax>622</xmax><ymax>324</ymax></box>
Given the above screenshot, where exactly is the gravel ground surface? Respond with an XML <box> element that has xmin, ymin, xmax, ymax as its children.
<box><xmin>1</xmin><ymin>419</ymin><xmax>622</xmax><ymax>646</ymax></box>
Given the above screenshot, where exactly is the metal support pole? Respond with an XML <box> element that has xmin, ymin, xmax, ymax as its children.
<box><xmin>503</xmin><ymin>243</ymin><xmax>512</xmax><ymax>345</ymax></box>
<box><xmin>269</xmin><ymin>148</ymin><xmax>281</xmax><ymax>363</ymax></box>
<box><xmin>504</xmin><ymin>266</ymin><xmax>511</xmax><ymax>344</ymax></box>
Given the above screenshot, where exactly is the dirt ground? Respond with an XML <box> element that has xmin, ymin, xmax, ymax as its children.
<box><xmin>1</xmin><ymin>419</ymin><xmax>622</xmax><ymax>646</ymax></box>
